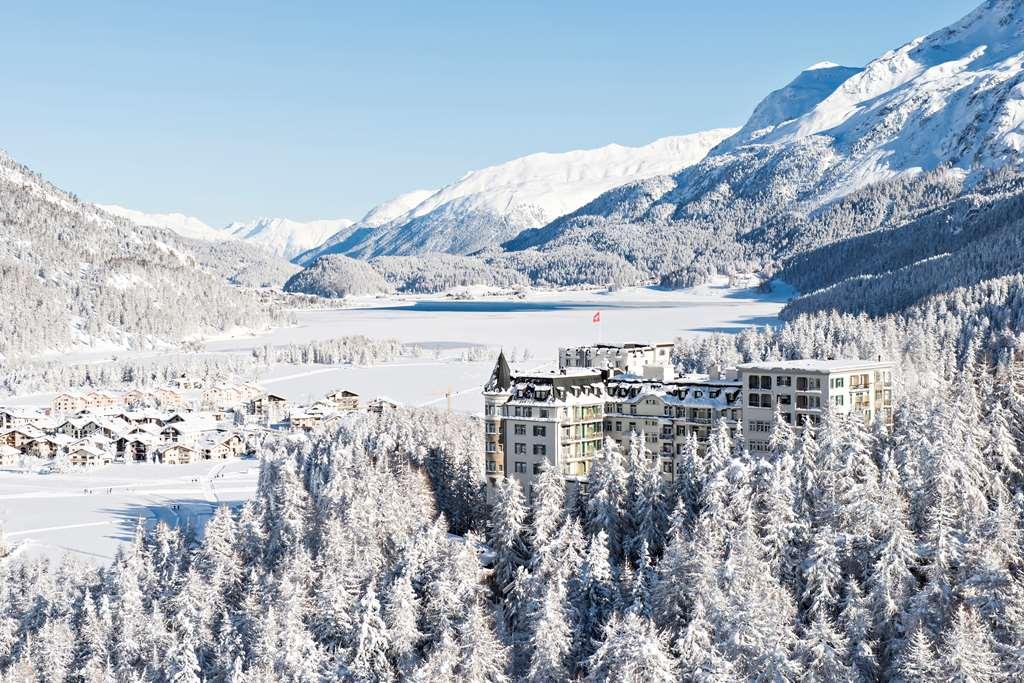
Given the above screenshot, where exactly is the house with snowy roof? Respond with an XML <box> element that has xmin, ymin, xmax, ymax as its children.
<box><xmin>0</xmin><ymin>445</ymin><xmax>21</xmax><ymax>467</ymax></box>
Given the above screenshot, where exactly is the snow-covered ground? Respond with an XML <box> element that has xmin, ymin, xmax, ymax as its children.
<box><xmin>0</xmin><ymin>281</ymin><xmax>789</xmax><ymax>565</ymax></box>
<box><xmin>0</xmin><ymin>460</ymin><xmax>258</xmax><ymax>566</ymax></box>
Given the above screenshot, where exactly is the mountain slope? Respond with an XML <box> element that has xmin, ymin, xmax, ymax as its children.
<box><xmin>225</xmin><ymin>216</ymin><xmax>354</xmax><ymax>260</ymax></box>
<box><xmin>96</xmin><ymin>205</ymin><xmax>229</xmax><ymax>242</ymax></box>
<box><xmin>506</xmin><ymin>0</ymin><xmax>1024</xmax><ymax>290</ymax></box>
<box><xmin>0</xmin><ymin>151</ymin><xmax>287</xmax><ymax>361</ymax></box>
<box><xmin>296</xmin><ymin>189</ymin><xmax>436</xmax><ymax>266</ymax></box>
<box><xmin>308</xmin><ymin>129</ymin><xmax>736</xmax><ymax>260</ymax></box>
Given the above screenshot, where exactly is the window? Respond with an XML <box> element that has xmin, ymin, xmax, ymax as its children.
<box><xmin>514</xmin><ymin>424</ymin><xmax>526</xmax><ymax>436</ymax></box>
<box><xmin>485</xmin><ymin>442</ymin><xmax>496</xmax><ymax>453</ymax></box>
<box><xmin>760</xmin><ymin>375</ymin><xmax>772</xmax><ymax>390</ymax></box>
<box><xmin>797</xmin><ymin>377</ymin><xmax>807</xmax><ymax>391</ymax></box>
<box><xmin>833</xmin><ymin>395</ymin><xmax>844</xmax><ymax>407</ymax></box>
<box><xmin>514</xmin><ymin>461</ymin><xmax>526</xmax><ymax>473</ymax></box>
<box><xmin>662</xmin><ymin>461</ymin><xmax>673</xmax><ymax>473</ymax></box>
<box><xmin>533</xmin><ymin>463</ymin><xmax>543</xmax><ymax>475</ymax></box>
<box><xmin>748</xmin><ymin>420</ymin><xmax>771</xmax><ymax>433</ymax></box>
<box><xmin>830</xmin><ymin>377</ymin><xmax>845</xmax><ymax>389</ymax></box>
<box><xmin>748</xmin><ymin>375</ymin><xmax>760</xmax><ymax>389</ymax></box>
<box><xmin>533</xmin><ymin>425</ymin><xmax>546</xmax><ymax>437</ymax></box>
<box><xmin>513</xmin><ymin>443</ymin><xmax>526</xmax><ymax>454</ymax></box>
<box><xmin>748</xmin><ymin>393</ymin><xmax>760</xmax><ymax>407</ymax></box>
<box><xmin>485</xmin><ymin>405</ymin><xmax>495</xmax><ymax>416</ymax></box>
<box><xmin>486</xmin><ymin>461</ymin><xmax>496</xmax><ymax>473</ymax></box>
<box><xmin>523</xmin><ymin>407</ymin><xmax>533</xmax><ymax>418</ymax></box>
<box><xmin>533</xmin><ymin>444</ymin><xmax>547</xmax><ymax>456</ymax></box>
<box><xmin>615</xmin><ymin>422</ymin><xmax>622</xmax><ymax>431</ymax></box>
<box><xmin>759</xmin><ymin>394</ymin><xmax>772</xmax><ymax>409</ymax></box>
<box><xmin>539</xmin><ymin>409</ymin><xmax>549</xmax><ymax>418</ymax></box>
<box><xmin>778</xmin><ymin>394</ymin><xmax>792</xmax><ymax>406</ymax></box>
<box><xmin>797</xmin><ymin>395</ymin><xmax>822</xmax><ymax>410</ymax></box>
<box><xmin>776</xmin><ymin>375</ymin><xmax>792</xmax><ymax>387</ymax></box>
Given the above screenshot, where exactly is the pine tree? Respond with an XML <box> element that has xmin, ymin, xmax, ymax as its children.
<box><xmin>530</xmin><ymin>462</ymin><xmax>566</xmax><ymax>562</ymax></box>
<box><xmin>586</xmin><ymin>612</ymin><xmax>678</xmax><ymax>682</ymax></box>
<box><xmin>586</xmin><ymin>440</ymin><xmax>628</xmax><ymax>561</ymax></box>
<box><xmin>489</xmin><ymin>477</ymin><xmax>528</xmax><ymax>597</ymax></box>
<box><xmin>455</xmin><ymin>601</ymin><xmax>510</xmax><ymax>682</ymax></box>
<box><xmin>383</xmin><ymin>569</ymin><xmax>423</xmax><ymax>676</ymax></box>
<box><xmin>525</xmin><ymin>578</ymin><xmax>573</xmax><ymax>683</ymax></box>
<box><xmin>896</xmin><ymin>627</ymin><xmax>939</xmax><ymax>682</ymax></box>
<box><xmin>349</xmin><ymin>580</ymin><xmax>394</xmax><ymax>682</ymax></box>
<box><xmin>575</xmin><ymin>531</ymin><xmax>616</xmax><ymax>669</ymax></box>
<box><xmin>938</xmin><ymin>606</ymin><xmax>1000</xmax><ymax>682</ymax></box>
<box><xmin>794</xmin><ymin>616</ymin><xmax>853</xmax><ymax>682</ymax></box>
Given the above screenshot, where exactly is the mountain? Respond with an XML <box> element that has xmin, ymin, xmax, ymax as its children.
<box><xmin>301</xmin><ymin>129</ymin><xmax>736</xmax><ymax>261</ymax></box>
<box><xmin>0</xmin><ymin>150</ymin><xmax>288</xmax><ymax>361</ymax></box>
<box><xmin>297</xmin><ymin>189</ymin><xmax>436</xmax><ymax>265</ymax></box>
<box><xmin>96</xmin><ymin>205</ymin><xmax>230</xmax><ymax>242</ymax></box>
<box><xmin>506</xmin><ymin>0</ymin><xmax>1024</xmax><ymax>284</ymax></box>
<box><xmin>224</xmin><ymin>217</ymin><xmax>354</xmax><ymax>260</ymax></box>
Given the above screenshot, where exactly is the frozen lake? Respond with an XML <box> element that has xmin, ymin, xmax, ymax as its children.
<box><xmin>202</xmin><ymin>284</ymin><xmax>790</xmax><ymax>412</ymax></box>
<box><xmin>206</xmin><ymin>284</ymin><xmax>789</xmax><ymax>360</ymax></box>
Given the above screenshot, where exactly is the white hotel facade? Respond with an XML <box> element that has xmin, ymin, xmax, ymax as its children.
<box><xmin>483</xmin><ymin>343</ymin><xmax>894</xmax><ymax>501</ymax></box>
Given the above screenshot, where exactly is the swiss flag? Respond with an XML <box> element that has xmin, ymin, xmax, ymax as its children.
<box><xmin>592</xmin><ymin>311</ymin><xmax>601</xmax><ymax>324</ymax></box>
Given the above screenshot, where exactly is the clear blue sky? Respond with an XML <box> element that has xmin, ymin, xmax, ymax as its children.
<box><xmin>0</xmin><ymin>1</ymin><xmax>977</xmax><ymax>226</ymax></box>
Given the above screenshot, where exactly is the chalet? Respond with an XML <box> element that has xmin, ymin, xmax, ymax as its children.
<box><xmin>197</xmin><ymin>432</ymin><xmax>244</xmax><ymax>460</ymax></box>
<box><xmin>153</xmin><ymin>387</ymin><xmax>184</xmax><ymax>407</ymax></box>
<box><xmin>25</xmin><ymin>434</ymin><xmax>74</xmax><ymax>459</ymax></box>
<box><xmin>289</xmin><ymin>411</ymin><xmax>322</xmax><ymax>431</ymax></box>
<box><xmin>51</xmin><ymin>393</ymin><xmax>87</xmax><ymax>415</ymax></box>
<box><xmin>161</xmin><ymin>417</ymin><xmax>221</xmax><ymax>445</ymax></box>
<box><xmin>0</xmin><ymin>445</ymin><xmax>21</xmax><ymax>467</ymax></box>
<box><xmin>157</xmin><ymin>444</ymin><xmax>196</xmax><ymax>465</ymax></box>
<box><xmin>0</xmin><ymin>407</ymin><xmax>44</xmax><ymax>430</ymax></box>
<box><xmin>120</xmin><ymin>409</ymin><xmax>167</xmax><ymax>427</ymax></box>
<box><xmin>249</xmin><ymin>393</ymin><xmax>289</xmax><ymax>423</ymax></box>
<box><xmin>201</xmin><ymin>385</ymin><xmax>243</xmax><ymax>410</ymax></box>
<box><xmin>68</xmin><ymin>444</ymin><xmax>112</xmax><ymax>468</ymax></box>
<box><xmin>123</xmin><ymin>389</ymin><xmax>155</xmax><ymax>407</ymax></box>
<box><xmin>324</xmin><ymin>389</ymin><xmax>360</xmax><ymax>411</ymax></box>
<box><xmin>1</xmin><ymin>426</ymin><xmax>43</xmax><ymax>450</ymax></box>
<box><xmin>83</xmin><ymin>391</ymin><xmax>121</xmax><ymax>410</ymax></box>
<box><xmin>368</xmin><ymin>397</ymin><xmax>401</xmax><ymax>414</ymax></box>
<box><xmin>125</xmin><ymin>433</ymin><xmax>161</xmax><ymax>462</ymax></box>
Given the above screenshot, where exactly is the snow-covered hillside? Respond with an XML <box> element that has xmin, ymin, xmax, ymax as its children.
<box><xmin>0</xmin><ymin>151</ymin><xmax>288</xmax><ymax>360</ymax></box>
<box><xmin>224</xmin><ymin>217</ymin><xmax>354</xmax><ymax>260</ymax></box>
<box><xmin>307</xmin><ymin>129</ymin><xmax>736</xmax><ymax>260</ymax></box>
<box><xmin>512</xmin><ymin>0</ymin><xmax>1024</xmax><ymax>260</ymax></box>
<box><xmin>297</xmin><ymin>189</ymin><xmax>436</xmax><ymax>265</ymax></box>
<box><xmin>96</xmin><ymin>205</ymin><xmax>230</xmax><ymax>242</ymax></box>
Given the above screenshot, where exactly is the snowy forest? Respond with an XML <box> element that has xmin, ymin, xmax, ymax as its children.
<box><xmin>3</xmin><ymin>326</ymin><xmax>1024</xmax><ymax>680</ymax></box>
<box><xmin>0</xmin><ymin>336</ymin><xmax>409</xmax><ymax>397</ymax></box>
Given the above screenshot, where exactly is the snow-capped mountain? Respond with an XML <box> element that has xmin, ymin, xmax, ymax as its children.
<box><xmin>224</xmin><ymin>217</ymin><xmax>354</xmax><ymax>260</ymax></box>
<box><xmin>522</xmin><ymin>0</ymin><xmax>1024</xmax><ymax>253</ymax></box>
<box><xmin>297</xmin><ymin>189</ymin><xmax>436</xmax><ymax>265</ymax></box>
<box><xmin>304</xmin><ymin>129</ymin><xmax>736</xmax><ymax>261</ymax></box>
<box><xmin>96</xmin><ymin>204</ymin><xmax>230</xmax><ymax>242</ymax></box>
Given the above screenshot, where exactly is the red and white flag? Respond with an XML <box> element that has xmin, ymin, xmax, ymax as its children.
<box><xmin>592</xmin><ymin>311</ymin><xmax>601</xmax><ymax>324</ymax></box>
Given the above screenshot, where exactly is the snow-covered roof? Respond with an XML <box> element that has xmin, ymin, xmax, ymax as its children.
<box><xmin>736</xmin><ymin>359</ymin><xmax>894</xmax><ymax>373</ymax></box>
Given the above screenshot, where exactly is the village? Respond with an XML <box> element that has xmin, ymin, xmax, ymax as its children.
<box><xmin>0</xmin><ymin>377</ymin><xmax>399</xmax><ymax>471</ymax></box>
